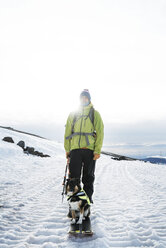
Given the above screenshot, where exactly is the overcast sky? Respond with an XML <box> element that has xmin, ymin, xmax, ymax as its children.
<box><xmin>0</xmin><ymin>0</ymin><xmax>166</xmax><ymax>145</ymax></box>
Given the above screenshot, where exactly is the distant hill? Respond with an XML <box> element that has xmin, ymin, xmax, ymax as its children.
<box><xmin>141</xmin><ymin>157</ymin><xmax>166</xmax><ymax>165</ymax></box>
<box><xmin>0</xmin><ymin>125</ymin><xmax>47</xmax><ymax>140</ymax></box>
<box><xmin>101</xmin><ymin>151</ymin><xmax>166</xmax><ymax>165</ymax></box>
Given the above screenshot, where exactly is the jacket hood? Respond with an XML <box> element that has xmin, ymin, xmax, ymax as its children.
<box><xmin>78</xmin><ymin>102</ymin><xmax>93</xmax><ymax>112</ymax></box>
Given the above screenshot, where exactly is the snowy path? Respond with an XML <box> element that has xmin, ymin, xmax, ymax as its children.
<box><xmin>0</xmin><ymin>129</ymin><xmax>166</xmax><ymax>248</ymax></box>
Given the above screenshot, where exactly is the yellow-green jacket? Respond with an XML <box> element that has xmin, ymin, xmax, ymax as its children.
<box><xmin>64</xmin><ymin>102</ymin><xmax>104</xmax><ymax>154</ymax></box>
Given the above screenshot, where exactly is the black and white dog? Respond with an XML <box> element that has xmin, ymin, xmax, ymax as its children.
<box><xmin>65</xmin><ymin>178</ymin><xmax>90</xmax><ymax>224</ymax></box>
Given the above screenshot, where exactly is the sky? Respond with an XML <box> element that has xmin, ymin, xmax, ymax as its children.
<box><xmin>0</xmin><ymin>0</ymin><xmax>166</xmax><ymax>147</ymax></box>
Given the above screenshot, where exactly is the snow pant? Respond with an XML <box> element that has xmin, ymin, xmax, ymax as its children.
<box><xmin>69</xmin><ymin>148</ymin><xmax>96</xmax><ymax>201</ymax></box>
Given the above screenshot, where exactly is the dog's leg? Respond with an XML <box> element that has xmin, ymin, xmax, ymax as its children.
<box><xmin>77</xmin><ymin>212</ymin><xmax>83</xmax><ymax>224</ymax></box>
<box><xmin>71</xmin><ymin>210</ymin><xmax>76</xmax><ymax>224</ymax></box>
<box><xmin>77</xmin><ymin>207</ymin><xmax>84</xmax><ymax>224</ymax></box>
<box><xmin>84</xmin><ymin>204</ymin><xmax>90</xmax><ymax>219</ymax></box>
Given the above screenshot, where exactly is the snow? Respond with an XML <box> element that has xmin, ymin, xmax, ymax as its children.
<box><xmin>0</xmin><ymin>128</ymin><xmax>166</xmax><ymax>248</ymax></box>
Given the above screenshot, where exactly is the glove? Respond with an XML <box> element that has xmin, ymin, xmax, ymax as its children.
<box><xmin>66</xmin><ymin>152</ymin><xmax>70</xmax><ymax>159</ymax></box>
<box><xmin>93</xmin><ymin>153</ymin><xmax>100</xmax><ymax>160</ymax></box>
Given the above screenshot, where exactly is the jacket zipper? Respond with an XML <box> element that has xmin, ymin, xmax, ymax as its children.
<box><xmin>78</xmin><ymin>109</ymin><xmax>84</xmax><ymax>148</ymax></box>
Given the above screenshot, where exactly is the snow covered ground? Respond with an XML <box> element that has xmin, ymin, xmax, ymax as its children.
<box><xmin>0</xmin><ymin>128</ymin><xmax>166</xmax><ymax>248</ymax></box>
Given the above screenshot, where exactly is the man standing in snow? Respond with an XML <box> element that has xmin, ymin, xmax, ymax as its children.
<box><xmin>64</xmin><ymin>89</ymin><xmax>104</xmax><ymax>203</ymax></box>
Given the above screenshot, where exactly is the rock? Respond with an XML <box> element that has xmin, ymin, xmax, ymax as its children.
<box><xmin>33</xmin><ymin>150</ymin><xmax>50</xmax><ymax>157</ymax></box>
<box><xmin>24</xmin><ymin>146</ymin><xmax>35</xmax><ymax>154</ymax></box>
<box><xmin>118</xmin><ymin>156</ymin><xmax>126</xmax><ymax>161</ymax></box>
<box><xmin>17</xmin><ymin>140</ymin><xmax>25</xmax><ymax>149</ymax></box>
<box><xmin>33</xmin><ymin>151</ymin><xmax>40</xmax><ymax>156</ymax></box>
<box><xmin>2</xmin><ymin>137</ymin><xmax>14</xmax><ymax>143</ymax></box>
<box><xmin>111</xmin><ymin>157</ymin><xmax>119</xmax><ymax>161</ymax></box>
<box><xmin>34</xmin><ymin>151</ymin><xmax>44</xmax><ymax>157</ymax></box>
<box><xmin>43</xmin><ymin>154</ymin><xmax>50</xmax><ymax>157</ymax></box>
<box><xmin>112</xmin><ymin>156</ymin><xmax>127</xmax><ymax>161</ymax></box>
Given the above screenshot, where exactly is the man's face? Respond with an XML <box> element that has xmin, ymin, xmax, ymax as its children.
<box><xmin>80</xmin><ymin>95</ymin><xmax>90</xmax><ymax>106</ymax></box>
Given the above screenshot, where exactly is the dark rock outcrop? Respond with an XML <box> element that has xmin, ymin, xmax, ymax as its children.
<box><xmin>111</xmin><ymin>156</ymin><xmax>127</xmax><ymax>161</ymax></box>
<box><xmin>24</xmin><ymin>146</ymin><xmax>35</xmax><ymax>154</ymax></box>
<box><xmin>17</xmin><ymin>140</ymin><xmax>25</xmax><ymax>149</ymax></box>
<box><xmin>2</xmin><ymin>136</ymin><xmax>50</xmax><ymax>158</ymax></box>
<box><xmin>2</xmin><ymin>137</ymin><xmax>14</xmax><ymax>143</ymax></box>
<box><xmin>23</xmin><ymin>145</ymin><xmax>50</xmax><ymax>157</ymax></box>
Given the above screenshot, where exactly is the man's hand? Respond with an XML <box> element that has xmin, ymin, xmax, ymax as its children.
<box><xmin>93</xmin><ymin>153</ymin><xmax>100</xmax><ymax>160</ymax></box>
<box><xmin>66</xmin><ymin>152</ymin><xmax>70</xmax><ymax>159</ymax></box>
<box><xmin>66</xmin><ymin>152</ymin><xmax>70</xmax><ymax>164</ymax></box>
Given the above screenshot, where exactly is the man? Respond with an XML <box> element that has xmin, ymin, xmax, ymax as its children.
<box><xmin>64</xmin><ymin>89</ymin><xmax>104</xmax><ymax>203</ymax></box>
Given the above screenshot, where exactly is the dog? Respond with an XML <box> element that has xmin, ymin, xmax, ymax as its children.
<box><xmin>65</xmin><ymin>177</ymin><xmax>90</xmax><ymax>224</ymax></box>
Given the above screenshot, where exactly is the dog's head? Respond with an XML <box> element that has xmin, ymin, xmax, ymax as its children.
<box><xmin>65</xmin><ymin>178</ymin><xmax>81</xmax><ymax>196</ymax></box>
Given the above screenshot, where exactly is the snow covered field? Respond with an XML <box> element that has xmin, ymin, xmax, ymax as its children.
<box><xmin>0</xmin><ymin>128</ymin><xmax>166</xmax><ymax>248</ymax></box>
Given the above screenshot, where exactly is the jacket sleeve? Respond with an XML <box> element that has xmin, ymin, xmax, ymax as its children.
<box><xmin>94</xmin><ymin>110</ymin><xmax>104</xmax><ymax>154</ymax></box>
<box><xmin>64</xmin><ymin>113</ymin><xmax>73</xmax><ymax>153</ymax></box>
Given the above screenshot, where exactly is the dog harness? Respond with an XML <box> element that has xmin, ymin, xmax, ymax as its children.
<box><xmin>67</xmin><ymin>189</ymin><xmax>91</xmax><ymax>205</ymax></box>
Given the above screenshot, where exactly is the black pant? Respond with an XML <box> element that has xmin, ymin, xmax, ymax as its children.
<box><xmin>69</xmin><ymin>149</ymin><xmax>96</xmax><ymax>200</ymax></box>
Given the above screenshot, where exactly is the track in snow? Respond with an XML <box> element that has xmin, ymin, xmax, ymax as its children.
<box><xmin>92</xmin><ymin>155</ymin><xmax>166</xmax><ymax>248</ymax></box>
